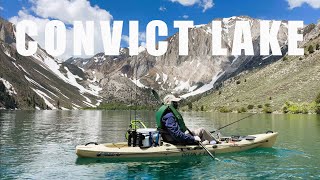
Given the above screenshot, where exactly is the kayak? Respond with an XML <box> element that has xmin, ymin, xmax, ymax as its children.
<box><xmin>76</xmin><ymin>131</ymin><xmax>278</xmax><ymax>159</ymax></box>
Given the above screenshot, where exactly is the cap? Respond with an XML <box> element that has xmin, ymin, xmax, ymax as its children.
<box><xmin>163</xmin><ymin>94</ymin><xmax>181</xmax><ymax>105</ymax></box>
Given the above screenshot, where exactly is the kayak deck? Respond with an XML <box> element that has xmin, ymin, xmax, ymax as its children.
<box><xmin>76</xmin><ymin>132</ymin><xmax>278</xmax><ymax>159</ymax></box>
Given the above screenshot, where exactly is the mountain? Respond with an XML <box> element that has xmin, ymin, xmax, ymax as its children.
<box><xmin>0</xmin><ymin>17</ymin><xmax>102</xmax><ymax>110</ymax></box>
<box><xmin>2</xmin><ymin>16</ymin><xmax>318</xmax><ymax>110</ymax></box>
<box><xmin>66</xmin><ymin>16</ymin><xmax>290</xmax><ymax>104</ymax></box>
<box><xmin>190</xmin><ymin>22</ymin><xmax>320</xmax><ymax>112</ymax></box>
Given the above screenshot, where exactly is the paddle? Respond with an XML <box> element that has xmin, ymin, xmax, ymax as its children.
<box><xmin>151</xmin><ymin>89</ymin><xmax>217</xmax><ymax>160</ymax></box>
<box><xmin>151</xmin><ymin>89</ymin><xmax>162</xmax><ymax>104</ymax></box>
<box><xmin>186</xmin><ymin>128</ymin><xmax>216</xmax><ymax>160</ymax></box>
<box><xmin>210</xmin><ymin>113</ymin><xmax>256</xmax><ymax>134</ymax></box>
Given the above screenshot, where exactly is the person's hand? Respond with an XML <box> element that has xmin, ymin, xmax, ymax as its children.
<box><xmin>194</xmin><ymin>136</ymin><xmax>201</xmax><ymax>142</ymax></box>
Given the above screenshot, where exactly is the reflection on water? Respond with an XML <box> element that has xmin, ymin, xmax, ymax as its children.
<box><xmin>1</xmin><ymin>110</ymin><xmax>320</xmax><ymax>179</ymax></box>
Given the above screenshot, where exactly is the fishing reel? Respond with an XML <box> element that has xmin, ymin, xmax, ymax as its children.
<box><xmin>125</xmin><ymin>120</ymin><xmax>147</xmax><ymax>140</ymax></box>
<box><xmin>126</xmin><ymin>120</ymin><xmax>147</xmax><ymax>147</ymax></box>
<box><xmin>213</xmin><ymin>131</ymin><xmax>222</xmax><ymax>141</ymax></box>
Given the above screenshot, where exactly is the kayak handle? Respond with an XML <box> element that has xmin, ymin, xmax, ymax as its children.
<box><xmin>85</xmin><ymin>142</ymin><xmax>98</xmax><ymax>146</ymax></box>
<box><xmin>266</xmin><ymin>130</ymin><xmax>274</xmax><ymax>134</ymax></box>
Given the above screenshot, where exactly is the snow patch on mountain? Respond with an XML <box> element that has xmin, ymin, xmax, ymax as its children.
<box><xmin>194</xmin><ymin>24</ymin><xmax>206</xmax><ymax>28</ymax></box>
<box><xmin>138</xmin><ymin>46</ymin><xmax>146</xmax><ymax>53</ymax></box>
<box><xmin>25</xmin><ymin>75</ymin><xmax>58</xmax><ymax>98</ymax></box>
<box><xmin>34</xmin><ymin>69</ymin><xmax>50</xmax><ymax>80</ymax></box>
<box><xmin>120</xmin><ymin>73</ymin><xmax>128</xmax><ymax>78</ymax></box>
<box><xmin>18</xmin><ymin>65</ymin><xmax>30</xmax><ymax>75</ymax></box>
<box><xmin>64</xmin><ymin>66</ymin><xmax>100</xmax><ymax>96</ymax></box>
<box><xmin>11</xmin><ymin>62</ymin><xmax>20</xmax><ymax>70</ymax></box>
<box><xmin>130</xmin><ymin>78</ymin><xmax>148</xmax><ymax>88</ymax></box>
<box><xmin>1</xmin><ymin>45</ymin><xmax>16</xmax><ymax>61</ymax></box>
<box><xmin>49</xmin><ymin>85</ymin><xmax>70</xmax><ymax>99</ymax></box>
<box><xmin>83</xmin><ymin>101</ymin><xmax>95</xmax><ymax>107</ymax></box>
<box><xmin>162</xmin><ymin>73</ymin><xmax>168</xmax><ymax>83</ymax></box>
<box><xmin>31</xmin><ymin>88</ymin><xmax>56</xmax><ymax>110</ymax></box>
<box><xmin>174</xmin><ymin>80</ymin><xmax>191</xmax><ymax>92</ymax></box>
<box><xmin>89</xmin><ymin>83</ymin><xmax>102</xmax><ymax>92</ymax></box>
<box><xmin>72</xmin><ymin>103</ymin><xmax>81</xmax><ymax>109</ymax></box>
<box><xmin>155</xmin><ymin>73</ymin><xmax>160</xmax><ymax>81</ymax></box>
<box><xmin>32</xmin><ymin>52</ymin><xmax>102</xmax><ymax>97</ymax></box>
<box><xmin>181</xmin><ymin>71</ymin><xmax>225</xmax><ymax>99</ymax></box>
<box><xmin>82</xmin><ymin>95</ymin><xmax>92</xmax><ymax>103</ymax></box>
<box><xmin>0</xmin><ymin>78</ymin><xmax>17</xmax><ymax>95</ymax></box>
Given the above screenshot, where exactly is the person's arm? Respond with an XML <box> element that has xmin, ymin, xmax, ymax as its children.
<box><xmin>163</xmin><ymin>115</ymin><xmax>195</xmax><ymax>143</ymax></box>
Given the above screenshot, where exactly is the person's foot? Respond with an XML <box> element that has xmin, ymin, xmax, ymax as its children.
<box><xmin>202</xmin><ymin>140</ymin><xmax>210</xmax><ymax>145</ymax></box>
<box><xmin>210</xmin><ymin>140</ymin><xmax>217</xmax><ymax>145</ymax></box>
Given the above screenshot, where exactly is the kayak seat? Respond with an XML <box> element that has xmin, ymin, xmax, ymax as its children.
<box><xmin>158</xmin><ymin>128</ymin><xmax>197</xmax><ymax>146</ymax></box>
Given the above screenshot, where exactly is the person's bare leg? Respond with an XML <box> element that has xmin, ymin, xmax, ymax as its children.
<box><xmin>191</xmin><ymin>128</ymin><xmax>215</xmax><ymax>142</ymax></box>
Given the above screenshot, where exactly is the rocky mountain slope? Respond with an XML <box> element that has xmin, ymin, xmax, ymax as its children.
<box><xmin>1</xmin><ymin>16</ymin><xmax>319</xmax><ymax>110</ymax></box>
<box><xmin>0</xmin><ymin>17</ymin><xmax>102</xmax><ymax>110</ymax></box>
<box><xmin>67</xmin><ymin>16</ymin><xmax>290</xmax><ymax>104</ymax></box>
<box><xmin>191</xmin><ymin>23</ymin><xmax>320</xmax><ymax>113</ymax></box>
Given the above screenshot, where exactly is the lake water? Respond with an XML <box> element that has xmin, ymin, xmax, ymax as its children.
<box><xmin>1</xmin><ymin>110</ymin><xmax>320</xmax><ymax>179</ymax></box>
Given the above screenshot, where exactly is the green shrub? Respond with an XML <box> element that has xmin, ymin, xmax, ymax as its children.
<box><xmin>257</xmin><ymin>105</ymin><xmax>263</xmax><ymax>108</ymax></box>
<box><xmin>265</xmin><ymin>103</ymin><xmax>271</xmax><ymax>107</ymax></box>
<box><xmin>219</xmin><ymin>106</ymin><xmax>232</xmax><ymax>113</ymax></box>
<box><xmin>283</xmin><ymin>56</ymin><xmax>288</xmax><ymax>61</ymax></box>
<box><xmin>315</xmin><ymin>104</ymin><xmax>320</xmax><ymax>114</ymax></box>
<box><xmin>200</xmin><ymin>105</ymin><xmax>204</xmax><ymax>111</ymax></box>
<box><xmin>282</xmin><ymin>106</ymin><xmax>288</xmax><ymax>113</ymax></box>
<box><xmin>282</xmin><ymin>101</ymin><xmax>290</xmax><ymax>113</ymax></box>
<box><xmin>316</xmin><ymin>92</ymin><xmax>320</xmax><ymax>104</ymax></box>
<box><xmin>300</xmin><ymin>103</ymin><xmax>309</xmax><ymax>114</ymax></box>
<box><xmin>299</xmin><ymin>57</ymin><xmax>303</xmax><ymax>60</ymax></box>
<box><xmin>308</xmin><ymin>45</ymin><xmax>314</xmax><ymax>54</ymax></box>
<box><xmin>287</xmin><ymin>103</ymin><xmax>301</xmax><ymax>114</ymax></box>
<box><xmin>316</xmin><ymin>44</ymin><xmax>320</xmax><ymax>50</ymax></box>
<box><xmin>237</xmin><ymin>107</ymin><xmax>247</xmax><ymax>113</ymax></box>
<box><xmin>315</xmin><ymin>93</ymin><xmax>320</xmax><ymax>114</ymax></box>
<box><xmin>247</xmin><ymin>104</ymin><xmax>254</xmax><ymax>109</ymax></box>
<box><xmin>282</xmin><ymin>101</ymin><xmax>310</xmax><ymax>114</ymax></box>
<box><xmin>236</xmin><ymin>80</ymin><xmax>241</xmax><ymax>85</ymax></box>
<box><xmin>263</xmin><ymin>107</ymin><xmax>273</xmax><ymax>113</ymax></box>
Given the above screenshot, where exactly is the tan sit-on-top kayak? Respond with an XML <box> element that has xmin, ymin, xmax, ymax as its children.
<box><xmin>76</xmin><ymin>131</ymin><xmax>278</xmax><ymax>159</ymax></box>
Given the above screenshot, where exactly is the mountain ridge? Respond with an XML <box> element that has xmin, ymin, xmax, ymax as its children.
<box><xmin>0</xmin><ymin>17</ymin><xmax>102</xmax><ymax>110</ymax></box>
<box><xmin>1</xmin><ymin>16</ymin><xmax>319</xmax><ymax>110</ymax></box>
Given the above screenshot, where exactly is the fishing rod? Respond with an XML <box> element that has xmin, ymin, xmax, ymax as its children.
<box><xmin>151</xmin><ymin>90</ymin><xmax>218</xmax><ymax>160</ymax></box>
<box><xmin>129</xmin><ymin>91</ymin><xmax>132</xmax><ymax>125</ymax></box>
<box><xmin>127</xmin><ymin>63</ymin><xmax>139</xmax><ymax>147</ymax></box>
<box><xmin>134</xmin><ymin>64</ymin><xmax>138</xmax><ymax>131</ymax></box>
<box><xmin>210</xmin><ymin>113</ymin><xmax>256</xmax><ymax>134</ymax></box>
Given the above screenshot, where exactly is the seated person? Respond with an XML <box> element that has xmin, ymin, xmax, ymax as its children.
<box><xmin>156</xmin><ymin>94</ymin><xmax>217</xmax><ymax>145</ymax></box>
